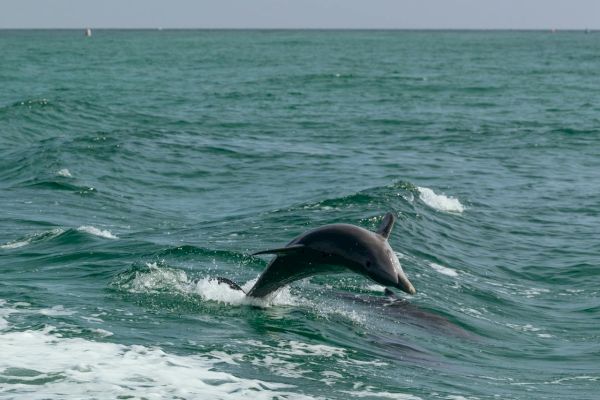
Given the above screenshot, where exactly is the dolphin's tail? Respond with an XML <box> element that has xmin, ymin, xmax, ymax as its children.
<box><xmin>215</xmin><ymin>276</ymin><xmax>246</xmax><ymax>294</ymax></box>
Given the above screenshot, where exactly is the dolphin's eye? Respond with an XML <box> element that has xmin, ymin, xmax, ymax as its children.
<box><xmin>366</xmin><ymin>260</ymin><xmax>372</xmax><ymax>268</ymax></box>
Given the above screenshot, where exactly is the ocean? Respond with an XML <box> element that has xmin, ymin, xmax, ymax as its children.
<box><xmin>1</xmin><ymin>29</ymin><xmax>599</xmax><ymax>399</ymax></box>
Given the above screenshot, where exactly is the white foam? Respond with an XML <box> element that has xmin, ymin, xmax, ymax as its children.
<box><xmin>235</xmin><ymin>339</ymin><xmax>350</xmax><ymax>381</ymax></box>
<box><xmin>83</xmin><ymin>315</ymin><xmax>105</xmax><ymax>324</ymax></box>
<box><xmin>417</xmin><ymin>187</ymin><xmax>464</xmax><ymax>213</ymax></box>
<box><xmin>522</xmin><ymin>287</ymin><xmax>550</xmax><ymax>298</ymax></box>
<box><xmin>56</xmin><ymin>168</ymin><xmax>72</xmax><ymax>178</ymax></box>
<box><xmin>281</xmin><ymin>340</ymin><xmax>346</xmax><ymax>357</ymax></box>
<box><xmin>341</xmin><ymin>388</ymin><xmax>421</xmax><ymax>399</ymax></box>
<box><xmin>365</xmin><ymin>284</ymin><xmax>386</xmax><ymax>292</ymax></box>
<box><xmin>250</xmin><ymin>354</ymin><xmax>309</xmax><ymax>378</ymax></box>
<box><xmin>321</xmin><ymin>370</ymin><xmax>343</xmax><ymax>386</ymax></box>
<box><xmin>0</xmin><ymin>300</ymin><xmax>15</xmax><ymax>330</ymax></box>
<box><xmin>92</xmin><ymin>328</ymin><xmax>114</xmax><ymax>337</ymax></box>
<box><xmin>39</xmin><ymin>305</ymin><xmax>76</xmax><ymax>316</ymax></box>
<box><xmin>429</xmin><ymin>262</ymin><xmax>458</xmax><ymax>277</ymax></box>
<box><xmin>193</xmin><ymin>277</ymin><xmax>298</xmax><ymax>307</ymax></box>
<box><xmin>340</xmin><ymin>359</ymin><xmax>388</xmax><ymax>367</ymax></box>
<box><xmin>77</xmin><ymin>226</ymin><xmax>118</xmax><ymax>239</ymax></box>
<box><xmin>0</xmin><ymin>327</ymin><xmax>309</xmax><ymax>399</ymax></box>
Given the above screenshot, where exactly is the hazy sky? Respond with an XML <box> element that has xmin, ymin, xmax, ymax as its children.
<box><xmin>1</xmin><ymin>0</ymin><xmax>598</xmax><ymax>29</ymax></box>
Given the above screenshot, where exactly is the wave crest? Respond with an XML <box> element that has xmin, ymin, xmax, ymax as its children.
<box><xmin>0</xmin><ymin>228</ymin><xmax>65</xmax><ymax>250</ymax></box>
<box><xmin>76</xmin><ymin>226</ymin><xmax>118</xmax><ymax>240</ymax></box>
<box><xmin>417</xmin><ymin>187</ymin><xmax>465</xmax><ymax>213</ymax></box>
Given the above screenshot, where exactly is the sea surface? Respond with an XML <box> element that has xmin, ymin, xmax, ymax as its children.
<box><xmin>1</xmin><ymin>30</ymin><xmax>599</xmax><ymax>399</ymax></box>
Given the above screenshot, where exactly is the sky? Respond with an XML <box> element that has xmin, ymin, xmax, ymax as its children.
<box><xmin>0</xmin><ymin>0</ymin><xmax>598</xmax><ymax>29</ymax></box>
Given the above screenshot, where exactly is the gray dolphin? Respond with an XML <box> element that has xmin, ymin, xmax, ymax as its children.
<box><xmin>218</xmin><ymin>213</ymin><xmax>416</xmax><ymax>298</ymax></box>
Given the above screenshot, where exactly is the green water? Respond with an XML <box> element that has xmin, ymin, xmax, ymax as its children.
<box><xmin>1</xmin><ymin>30</ymin><xmax>599</xmax><ymax>399</ymax></box>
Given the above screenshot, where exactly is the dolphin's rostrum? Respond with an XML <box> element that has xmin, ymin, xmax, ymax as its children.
<box><xmin>219</xmin><ymin>212</ymin><xmax>416</xmax><ymax>298</ymax></box>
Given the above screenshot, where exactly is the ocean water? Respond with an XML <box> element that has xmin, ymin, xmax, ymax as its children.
<box><xmin>1</xmin><ymin>30</ymin><xmax>599</xmax><ymax>399</ymax></box>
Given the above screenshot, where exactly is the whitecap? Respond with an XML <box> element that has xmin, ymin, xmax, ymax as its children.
<box><xmin>56</xmin><ymin>168</ymin><xmax>72</xmax><ymax>178</ymax></box>
<box><xmin>77</xmin><ymin>226</ymin><xmax>118</xmax><ymax>239</ymax></box>
<box><xmin>429</xmin><ymin>262</ymin><xmax>458</xmax><ymax>277</ymax></box>
<box><xmin>417</xmin><ymin>187</ymin><xmax>464</xmax><ymax>213</ymax></box>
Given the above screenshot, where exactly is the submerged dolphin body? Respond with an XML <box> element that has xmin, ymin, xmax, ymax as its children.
<box><xmin>219</xmin><ymin>213</ymin><xmax>416</xmax><ymax>298</ymax></box>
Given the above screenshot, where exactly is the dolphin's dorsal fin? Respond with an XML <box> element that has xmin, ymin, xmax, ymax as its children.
<box><xmin>376</xmin><ymin>212</ymin><xmax>396</xmax><ymax>239</ymax></box>
<box><xmin>252</xmin><ymin>244</ymin><xmax>305</xmax><ymax>256</ymax></box>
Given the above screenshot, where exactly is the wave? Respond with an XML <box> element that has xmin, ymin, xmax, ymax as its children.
<box><xmin>270</xmin><ymin>181</ymin><xmax>465</xmax><ymax>219</ymax></box>
<box><xmin>0</xmin><ymin>228</ymin><xmax>65</xmax><ymax>250</ymax></box>
<box><xmin>266</xmin><ymin>181</ymin><xmax>417</xmax><ymax>219</ymax></box>
<box><xmin>0</xmin><ymin>226</ymin><xmax>118</xmax><ymax>250</ymax></box>
<box><xmin>17</xmin><ymin>179</ymin><xmax>97</xmax><ymax>194</ymax></box>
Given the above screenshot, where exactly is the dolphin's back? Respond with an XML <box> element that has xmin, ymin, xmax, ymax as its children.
<box><xmin>246</xmin><ymin>224</ymin><xmax>379</xmax><ymax>298</ymax></box>
<box><xmin>291</xmin><ymin>224</ymin><xmax>384</xmax><ymax>261</ymax></box>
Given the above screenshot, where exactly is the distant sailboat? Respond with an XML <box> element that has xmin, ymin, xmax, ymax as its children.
<box><xmin>85</xmin><ymin>28</ymin><xmax>92</xmax><ymax>37</ymax></box>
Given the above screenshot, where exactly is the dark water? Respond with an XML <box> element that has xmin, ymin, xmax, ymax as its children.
<box><xmin>1</xmin><ymin>30</ymin><xmax>599</xmax><ymax>399</ymax></box>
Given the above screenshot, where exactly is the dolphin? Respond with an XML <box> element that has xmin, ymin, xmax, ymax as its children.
<box><xmin>218</xmin><ymin>212</ymin><xmax>416</xmax><ymax>298</ymax></box>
